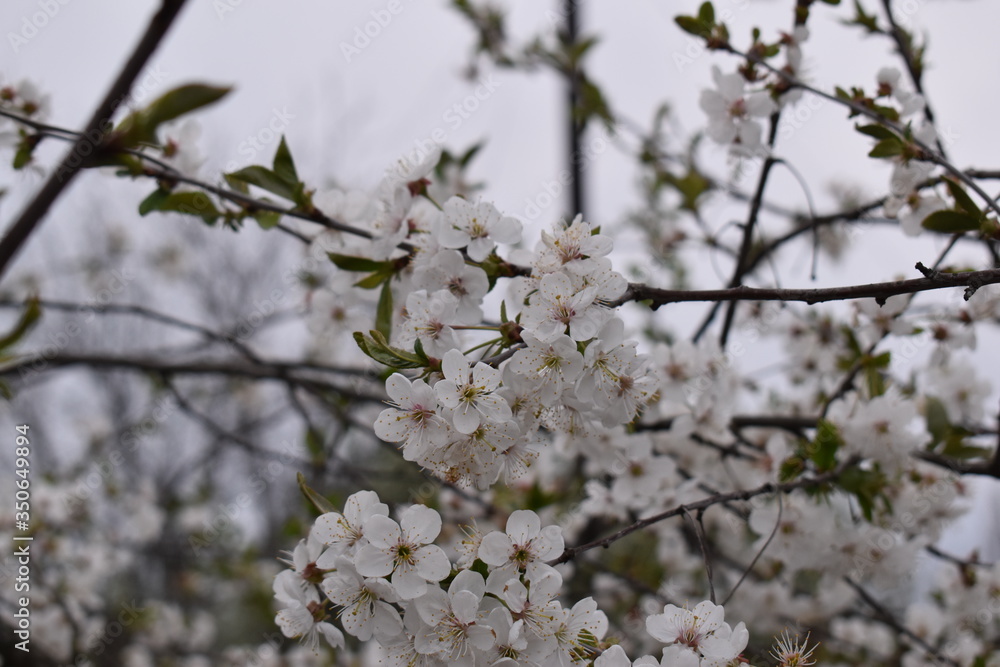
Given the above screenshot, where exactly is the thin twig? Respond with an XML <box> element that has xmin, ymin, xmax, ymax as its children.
<box><xmin>719</xmin><ymin>112</ymin><xmax>782</xmax><ymax>347</ymax></box>
<box><xmin>722</xmin><ymin>492</ymin><xmax>781</xmax><ymax>606</ymax></box>
<box><xmin>551</xmin><ymin>457</ymin><xmax>856</xmax><ymax>565</ymax></box>
<box><xmin>845</xmin><ymin>577</ymin><xmax>958</xmax><ymax>667</ymax></box>
<box><xmin>684</xmin><ymin>507</ymin><xmax>716</xmax><ymax>604</ymax></box>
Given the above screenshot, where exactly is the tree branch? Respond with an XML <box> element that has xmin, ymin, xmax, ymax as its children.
<box><xmin>551</xmin><ymin>457</ymin><xmax>856</xmax><ymax>565</ymax></box>
<box><xmin>615</xmin><ymin>264</ymin><xmax>1000</xmax><ymax>308</ymax></box>
<box><xmin>0</xmin><ymin>352</ymin><xmax>381</xmax><ymax>398</ymax></box>
<box><xmin>719</xmin><ymin>112</ymin><xmax>782</xmax><ymax>347</ymax></box>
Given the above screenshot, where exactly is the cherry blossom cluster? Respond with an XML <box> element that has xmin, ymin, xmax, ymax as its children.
<box><xmin>273</xmin><ymin>490</ymin><xmax>775</xmax><ymax>666</ymax></box>
<box><xmin>309</xmin><ymin>147</ymin><xmax>659</xmax><ymax>491</ymax></box>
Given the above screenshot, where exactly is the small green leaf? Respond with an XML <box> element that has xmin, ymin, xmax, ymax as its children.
<box><xmin>697</xmin><ymin>1</ymin><xmax>715</xmax><ymax>25</ymax></box>
<box><xmin>665</xmin><ymin>169</ymin><xmax>711</xmax><ymax>212</ymax></box>
<box><xmin>252</xmin><ymin>209</ymin><xmax>282</xmax><ymax>229</ymax></box>
<box><xmin>223</xmin><ymin>173</ymin><xmax>249</xmax><ymax>194</ymax></box>
<box><xmin>869</xmin><ymin>351</ymin><xmax>891</xmax><ymax>369</ymax></box>
<box><xmin>924</xmin><ymin>396</ymin><xmax>950</xmax><ymax>448</ymax></box>
<box><xmin>847</xmin><ymin>0</ymin><xmax>879</xmax><ymax>32</ymax></box>
<box><xmin>459</xmin><ymin>142</ymin><xmax>484</xmax><ymax>168</ymax></box>
<box><xmin>868</xmin><ymin>138</ymin><xmax>903</xmax><ymax>158</ymax></box>
<box><xmin>355</xmin><ymin>271</ymin><xmax>392</xmax><ymax>290</ymax></box>
<box><xmin>0</xmin><ymin>297</ymin><xmax>41</xmax><ymax>351</ymax></box>
<box><xmin>304</xmin><ymin>429</ymin><xmax>324</xmax><ymax>458</ymax></box>
<box><xmin>375</xmin><ymin>280</ymin><xmax>394</xmax><ymax>339</ymax></box>
<box><xmin>921</xmin><ymin>210</ymin><xmax>981</xmax><ymax>234</ymax></box>
<box><xmin>810</xmin><ymin>419</ymin><xmax>843</xmax><ymax>472</ymax></box>
<box><xmin>296</xmin><ymin>473</ymin><xmax>337</xmax><ymax>514</ymax></box>
<box><xmin>675</xmin><ymin>16</ymin><xmax>712</xmax><ymax>38</ymax></box>
<box><xmin>12</xmin><ymin>142</ymin><xmax>34</xmax><ymax>170</ymax></box>
<box><xmin>837</xmin><ymin>467</ymin><xmax>887</xmax><ymax>521</ymax></box>
<box><xmin>944</xmin><ymin>178</ymin><xmax>982</xmax><ymax>218</ymax></box>
<box><xmin>941</xmin><ymin>439</ymin><xmax>990</xmax><ymax>461</ymax></box>
<box><xmin>354</xmin><ymin>331</ymin><xmax>425</xmax><ymax>370</ymax></box>
<box><xmin>119</xmin><ymin>84</ymin><xmax>231</xmax><ymax>145</ymax></box>
<box><xmin>871</xmin><ymin>105</ymin><xmax>900</xmax><ymax>122</ymax></box>
<box><xmin>226</xmin><ymin>166</ymin><xmax>297</xmax><ymax>201</ymax></box>
<box><xmin>855</xmin><ymin>124</ymin><xmax>897</xmax><ymax>141</ymax></box>
<box><xmin>142</xmin><ymin>84</ymin><xmax>231</xmax><ymax>131</ymax></box>
<box><xmin>138</xmin><ymin>188</ymin><xmax>171</xmax><ymax>216</ymax></box>
<box><xmin>779</xmin><ymin>455</ymin><xmax>806</xmax><ymax>482</ymax></box>
<box><xmin>413</xmin><ymin>337</ymin><xmax>428</xmax><ymax>364</ymax></box>
<box><xmin>272</xmin><ymin>136</ymin><xmax>298</xmax><ymax>185</ymax></box>
<box><xmin>863</xmin><ymin>364</ymin><xmax>886</xmax><ymax>397</ymax></box>
<box><xmin>327</xmin><ymin>253</ymin><xmax>392</xmax><ymax>273</ymax></box>
<box><xmin>139</xmin><ymin>190</ymin><xmax>220</xmax><ymax>224</ymax></box>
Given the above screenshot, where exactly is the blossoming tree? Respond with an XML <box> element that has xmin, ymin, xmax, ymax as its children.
<box><xmin>4</xmin><ymin>0</ymin><xmax>1000</xmax><ymax>665</ymax></box>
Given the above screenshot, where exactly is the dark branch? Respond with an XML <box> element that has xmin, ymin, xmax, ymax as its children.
<box><xmin>615</xmin><ymin>265</ymin><xmax>1000</xmax><ymax>308</ymax></box>
<box><xmin>551</xmin><ymin>458</ymin><xmax>856</xmax><ymax>565</ymax></box>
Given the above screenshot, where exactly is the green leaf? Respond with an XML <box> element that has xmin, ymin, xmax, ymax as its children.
<box><xmin>412</xmin><ymin>337</ymin><xmax>428</xmax><ymax>365</ymax></box>
<box><xmin>924</xmin><ymin>396</ymin><xmax>950</xmax><ymax>447</ymax></box>
<box><xmin>226</xmin><ymin>166</ymin><xmax>297</xmax><ymax>201</ymax></box>
<box><xmin>138</xmin><ymin>188</ymin><xmax>171</xmax><ymax>216</ymax></box>
<box><xmin>355</xmin><ymin>270</ymin><xmax>392</xmax><ymax>290</ymax></box>
<box><xmin>665</xmin><ymin>169</ymin><xmax>711</xmax><ymax>212</ymax></box>
<box><xmin>941</xmin><ymin>439</ymin><xmax>990</xmax><ymax>461</ymax></box>
<box><xmin>697</xmin><ymin>1</ymin><xmax>715</xmax><ymax>25</ymax></box>
<box><xmin>327</xmin><ymin>253</ymin><xmax>392</xmax><ymax>273</ymax></box>
<box><xmin>577</xmin><ymin>78</ymin><xmax>614</xmax><ymax>130</ymax></box>
<box><xmin>869</xmin><ymin>351</ymin><xmax>891</xmax><ymax>369</ymax></box>
<box><xmin>459</xmin><ymin>142</ymin><xmax>484</xmax><ymax>168</ymax></box>
<box><xmin>353</xmin><ymin>331</ymin><xmax>425</xmax><ymax>370</ymax></box>
<box><xmin>272</xmin><ymin>136</ymin><xmax>298</xmax><ymax>185</ymax></box>
<box><xmin>778</xmin><ymin>455</ymin><xmax>806</xmax><ymax>482</ymax></box>
<box><xmin>375</xmin><ymin>280</ymin><xmax>394</xmax><ymax>339</ymax></box>
<box><xmin>675</xmin><ymin>16</ymin><xmax>712</xmax><ymax>38</ymax></box>
<box><xmin>296</xmin><ymin>473</ymin><xmax>337</xmax><ymax>514</ymax></box>
<box><xmin>304</xmin><ymin>429</ymin><xmax>324</xmax><ymax>458</ymax></box>
<box><xmin>921</xmin><ymin>210</ymin><xmax>981</xmax><ymax>234</ymax></box>
<box><xmin>855</xmin><ymin>124</ymin><xmax>897</xmax><ymax>141</ymax></box>
<box><xmin>871</xmin><ymin>105</ymin><xmax>900</xmax><ymax>122</ymax></box>
<box><xmin>142</xmin><ymin>84</ymin><xmax>231</xmax><ymax>131</ymax></box>
<box><xmin>119</xmin><ymin>84</ymin><xmax>231</xmax><ymax>145</ymax></box>
<box><xmin>223</xmin><ymin>173</ymin><xmax>249</xmax><ymax>194</ymax></box>
<box><xmin>139</xmin><ymin>190</ymin><xmax>220</xmax><ymax>224</ymax></box>
<box><xmin>12</xmin><ymin>142</ymin><xmax>34</xmax><ymax>170</ymax></box>
<box><xmin>0</xmin><ymin>297</ymin><xmax>41</xmax><ymax>351</ymax></box>
<box><xmin>809</xmin><ymin>419</ymin><xmax>843</xmax><ymax>472</ymax></box>
<box><xmin>944</xmin><ymin>178</ymin><xmax>982</xmax><ymax>217</ymax></box>
<box><xmin>837</xmin><ymin>467</ymin><xmax>887</xmax><ymax>522</ymax></box>
<box><xmin>847</xmin><ymin>0</ymin><xmax>879</xmax><ymax>32</ymax></box>
<box><xmin>863</xmin><ymin>364</ymin><xmax>886</xmax><ymax>397</ymax></box>
<box><xmin>867</xmin><ymin>138</ymin><xmax>903</xmax><ymax>158</ymax></box>
<box><xmin>353</xmin><ymin>331</ymin><xmax>375</xmax><ymax>358</ymax></box>
<box><xmin>252</xmin><ymin>209</ymin><xmax>282</xmax><ymax>230</ymax></box>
